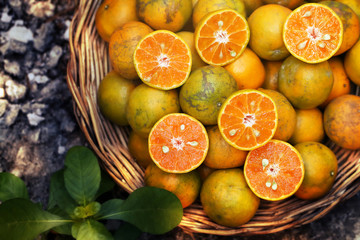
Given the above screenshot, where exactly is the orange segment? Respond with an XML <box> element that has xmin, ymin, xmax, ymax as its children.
<box><xmin>244</xmin><ymin>140</ymin><xmax>305</xmax><ymax>201</ymax></box>
<box><xmin>149</xmin><ymin>113</ymin><xmax>209</xmax><ymax>173</ymax></box>
<box><xmin>134</xmin><ymin>30</ymin><xmax>192</xmax><ymax>90</ymax></box>
<box><xmin>283</xmin><ymin>3</ymin><xmax>343</xmax><ymax>63</ymax></box>
<box><xmin>195</xmin><ymin>9</ymin><xmax>250</xmax><ymax>66</ymax></box>
<box><xmin>218</xmin><ymin>89</ymin><xmax>278</xmax><ymax>151</ymax></box>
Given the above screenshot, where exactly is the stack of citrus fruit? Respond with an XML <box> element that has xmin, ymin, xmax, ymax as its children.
<box><xmin>94</xmin><ymin>0</ymin><xmax>360</xmax><ymax>229</ymax></box>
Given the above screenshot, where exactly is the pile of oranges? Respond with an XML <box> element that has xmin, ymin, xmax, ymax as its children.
<box><xmin>95</xmin><ymin>0</ymin><xmax>360</xmax><ymax>228</ymax></box>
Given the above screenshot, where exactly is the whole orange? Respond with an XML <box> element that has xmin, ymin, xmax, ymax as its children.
<box><xmin>289</xmin><ymin>108</ymin><xmax>325</xmax><ymax>145</ymax></box>
<box><xmin>278</xmin><ymin>55</ymin><xmax>334</xmax><ymax>109</ymax></box>
<box><xmin>204</xmin><ymin>125</ymin><xmax>248</xmax><ymax>169</ymax></box>
<box><xmin>126</xmin><ymin>84</ymin><xmax>180</xmax><ymax>137</ymax></box>
<box><xmin>109</xmin><ymin>21</ymin><xmax>152</xmax><ymax>80</ymax></box>
<box><xmin>128</xmin><ymin>131</ymin><xmax>152</xmax><ymax>169</ymax></box>
<box><xmin>137</xmin><ymin>0</ymin><xmax>192</xmax><ymax>32</ymax></box>
<box><xmin>324</xmin><ymin>94</ymin><xmax>360</xmax><ymax>150</ymax></box>
<box><xmin>200</xmin><ymin>168</ymin><xmax>260</xmax><ymax>227</ymax></box>
<box><xmin>97</xmin><ymin>71</ymin><xmax>137</xmax><ymax>126</ymax></box>
<box><xmin>259</xmin><ymin>88</ymin><xmax>297</xmax><ymax>142</ymax></box>
<box><xmin>192</xmin><ymin>0</ymin><xmax>246</xmax><ymax>28</ymax></box>
<box><xmin>263</xmin><ymin>0</ymin><xmax>304</xmax><ymax>9</ymax></box>
<box><xmin>145</xmin><ymin>163</ymin><xmax>201</xmax><ymax>208</ymax></box>
<box><xmin>344</xmin><ymin>39</ymin><xmax>360</xmax><ymax>86</ymax></box>
<box><xmin>224</xmin><ymin>48</ymin><xmax>265</xmax><ymax>90</ymax></box>
<box><xmin>242</xmin><ymin>0</ymin><xmax>263</xmax><ymax>16</ymax></box>
<box><xmin>320</xmin><ymin>1</ymin><xmax>360</xmax><ymax>56</ymax></box>
<box><xmin>248</xmin><ymin>4</ymin><xmax>292</xmax><ymax>61</ymax></box>
<box><xmin>262</xmin><ymin>61</ymin><xmax>283</xmax><ymax>91</ymax></box>
<box><xmin>295</xmin><ymin>142</ymin><xmax>338</xmax><ymax>200</ymax></box>
<box><xmin>95</xmin><ymin>0</ymin><xmax>138</xmax><ymax>42</ymax></box>
<box><xmin>334</xmin><ymin>0</ymin><xmax>360</xmax><ymax>20</ymax></box>
<box><xmin>320</xmin><ymin>57</ymin><xmax>351</xmax><ymax>108</ymax></box>
<box><xmin>179</xmin><ymin>65</ymin><xmax>238</xmax><ymax>125</ymax></box>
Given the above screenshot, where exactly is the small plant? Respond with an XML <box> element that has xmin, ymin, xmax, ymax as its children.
<box><xmin>0</xmin><ymin>146</ymin><xmax>183</xmax><ymax>240</ymax></box>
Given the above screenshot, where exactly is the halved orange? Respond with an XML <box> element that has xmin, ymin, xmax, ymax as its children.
<box><xmin>194</xmin><ymin>9</ymin><xmax>250</xmax><ymax>66</ymax></box>
<box><xmin>218</xmin><ymin>89</ymin><xmax>278</xmax><ymax>151</ymax></box>
<box><xmin>244</xmin><ymin>140</ymin><xmax>305</xmax><ymax>201</ymax></box>
<box><xmin>134</xmin><ymin>30</ymin><xmax>192</xmax><ymax>90</ymax></box>
<box><xmin>148</xmin><ymin>113</ymin><xmax>209</xmax><ymax>173</ymax></box>
<box><xmin>283</xmin><ymin>3</ymin><xmax>343</xmax><ymax>64</ymax></box>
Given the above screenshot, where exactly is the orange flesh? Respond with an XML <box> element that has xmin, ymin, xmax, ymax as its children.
<box><xmin>196</xmin><ymin>9</ymin><xmax>249</xmax><ymax>65</ymax></box>
<box><xmin>284</xmin><ymin>4</ymin><xmax>342</xmax><ymax>63</ymax></box>
<box><xmin>245</xmin><ymin>140</ymin><xmax>304</xmax><ymax>200</ymax></box>
<box><xmin>134</xmin><ymin>31</ymin><xmax>191</xmax><ymax>89</ymax></box>
<box><xmin>219</xmin><ymin>91</ymin><xmax>277</xmax><ymax>150</ymax></box>
<box><xmin>149</xmin><ymin>114</ymin><xmax>208</xmax><ymax>173</ymax></box>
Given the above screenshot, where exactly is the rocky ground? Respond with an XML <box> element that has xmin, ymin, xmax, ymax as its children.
<box><xmin>1</xmin><ymin>1</ymin><xmax>360</xmax><ymax>240</ymax></box>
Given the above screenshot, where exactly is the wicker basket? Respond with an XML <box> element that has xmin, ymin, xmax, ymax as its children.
<box><xmin>66</xmin><ymin>0</ymin><xmax>360</xmax><ymax>236</ymax></box>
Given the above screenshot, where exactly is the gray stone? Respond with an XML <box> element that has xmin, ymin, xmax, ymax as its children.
<box><xmin>4</xmin><ymin>59</ymin><xmax>21</xmax><ymax>77</ymax></box>
<box><xmin>8</xmin><ymin>21</ymin><xmax>33</xmax><ymax>43</ymax></box>
<box><xmin>0</xmin><ymin>7</ymin><xmax>12</xmax><ymax>30</ymax></box>
<box><xmin>4</xmin><ymin>104</ymin><xmax>20</xmax><ymax>126</ymax></box>
<box><xmin>9</xmin><ymin>0</ymin><xmax>23</xmax><ymax>18</ymax></box>
<box><xmin>27</xmin><ymin>112</ymin><xmax>45</xmax><ymax>126</ymax></box>
<box><xmin>5</xmin><ymin>78</ymin><xmax>27</xmax><ymax>102</ymax></box>
<box><xmin>63</xmin><ymin>20</ymin><xmax>71</xmax><ymax>40</ymax></box>
<box><xmin>33</xmin><ymin>22</ymin><xmax>54</xmax><ymax>52</ymax></box>
<box><xmin>0</xmin><ymin>99</ymin><xmax>8</xmax><ymax>117</ymax></box>
<box><xmin>46</xmin><ymin>45</ymin><xmax>63</xmax><ymax>68</ymax></box>
<box><xmin>28</xmin><ymin>128</ymin><xmax>41</xmax><ymax>143</ymax></box>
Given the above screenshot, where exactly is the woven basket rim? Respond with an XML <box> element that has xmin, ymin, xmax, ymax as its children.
<box><xmin>66</xmin><ymin>0</ymin><xmax>360</xmax><ymax>236</ymax></box>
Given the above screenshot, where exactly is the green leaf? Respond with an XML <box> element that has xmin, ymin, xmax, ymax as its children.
<box><xmin>95</xmin><ymin>170</ymin><xmax>115</xmax><ymax>199</ymax></box>
<box><xmin>0</xmin><ymin>172</ymin><xmax>29</xmax><ymax>201</ymax></box>
<box><xmin>0</xmin><ymin>198</ymin><xmax>73</xmax><ymax>240</ymax></box>
<box><xmin>77</xmin><ymin>220</ymin><xmax>113</xmax><ymax>240</ymax></box>
<box><xmin>114</xmin><ymin>222</ymin><xmax>142</xmax><ymax>240</ymax></box>
<box><xmin>48</xmin><ymin>170</ymin><xmax>77</xmax><ymax>215</ymax></box>
<box><xmin>98</xmin><ymin>187</ymin><xmax>183</xmax><ymax>234</ymax></box>
<box><xmin>64</xmin><ymin>146</ymin><xmax>101</xmax><ymax>206</ymax></box>
<box><xmin>96</xmin><ymin>199</ymin><xmax>124</xmax><ymax>218</ymax></box>
<box><xmin>48</xmin><ymin>207</ymin><xmax>72</xmax><ymax>235</ymax></box>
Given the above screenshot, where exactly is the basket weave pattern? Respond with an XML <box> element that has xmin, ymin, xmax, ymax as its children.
<box><xmin>67</xmin><ymin>0</ymin><xmax>360</xmax><ymax>236</ymax></box>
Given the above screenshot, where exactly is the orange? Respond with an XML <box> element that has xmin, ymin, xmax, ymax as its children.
<box><xmin>244</xmin><ymin>139</ymin><xmax>305</xmax><ymax>201</ymax></box>
<box><xmin>176</xmin><ymin>31</ymin><xmax>207</xmax><ymax>71</ymax></box>
<box><xmin>192</xmin><ymin>0</ymin><xmax>246</xmax><ymax>28</ymax></box>
<box><xmin>334</xmin><ymin>0</ymin><xmax>360</xmax><ymax>20</ymax></box>
<box><xmin>144</xmin><ymin>163</ymin><xmax>201</xmax><ymax>208</ymax></box>
<box><xmin>133</xmin><ymin>30</ymin><xmax>192</xmax><ymax>90</ymax></box>
<box><xmin>179</xmin><ymin>65</ymin><xmax>238</xmax><ymax>125</ymax></box>
<box><xmin>283</xmin><ymin>3</ymin><xmax>343</xmax><ymax>64</ymax></box>
<box><xmin>126</xmin><ymin>84</ymin><xmax>180</xmax><ymax>137</ymax></box>
<box><xmin>137</xmin><ymin>0</ymin><xmax>192</xmax><ymax>32</ymax></box>
<box><xmin>242</xmin><ymin>0</ymin><xmax>263</xmax><ymax>16</ymax></box>
<box><xmin>324</xmin><ymin>94</ymin><xmax>360</xmax><ymax>150</ymax></box>
<box><xmin>95</xmin><ymin>0</ymin><xmax>138</xmax><ymax>42</ymax></box>
<box><xmin>200</xmin><ymin>168</ymin><xmax>260</xmax><ymax>227</ymax></box>
<box><xmin>148</xmin><ymin>113</ymin><xmax>209</xmax><ymax>173</ymax></box>
<box><xmin>109</xmin><ymin>21</ymin><xmax>153</xmax><ymax>80</ymax></box>
<box><xmin>263</xmin><ymin>0</ymin><xmax>304</xmax><ymax>9</ymax></box>
<box><xmin>204</xmin><ymin>125</ymin><xmax>248</xmax><ymax>169</ymax></box>
<box><xmin>128</xmin><ymin>131</ymin><xmax>152</xmax><ymax>169</ymax></box>
<box><xmin>97</xmin><ymin>71</ymin><xmax>137</xmax><ymax>126</ymax></box>
<box><xmin>194</xmin><ymin>9</ymin><xmax>250</xmax><ymax>66</ymax></box>
<box><xmin>258</xmin><ymin>89</ymin><xmax>297</xmax><ymax>142</ymax></box>
<box><xmin>224</xmin><ymin>48</ymin><xmax>266</xmax><ymax>90</ymax></box>
<box><xmin>320</xmin><ymin>1</ymin><xmax>360</xmax><ymax>56</ymax></box>
<box><xmin>319</xmin><ymin>57</ymin><xmax>351</xmax><ymax>108</ymax></box>
<box><xmin>262</xmin><ymin>61</ymin><xmax>283</xmax><ymax>91</ymax></box>
<box><xmin>248</xmin><ymin>4</ymin><xmax>292</xmax><ymax>61</ymax></box>
<box><xmin>196</xmin><ymin>164</ymin><xmax>215</xmax><ymax>181</ymax></box>
<box><xmin>294</xmin><ymin>142</ymin><xmax>338</xmax><ymax>200</ymax></box>
<box><xmin>344</xmin><ymin>39</ymin><xmax>360</xmax><ymax>86</ymax></box>
<box><xmin>218</xmin><ymin>89</ymin><xmax>278</xmax><ymax>151</ymax></box>
<box><xmin>278</xmin><ymin>55</ymin><xmax>334</xmax><ymax>109</ymax></box>
<box><xmin>289</xmin><ymin>108</ymin><xmax>325</xmax><ymax>145</ymax></box>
